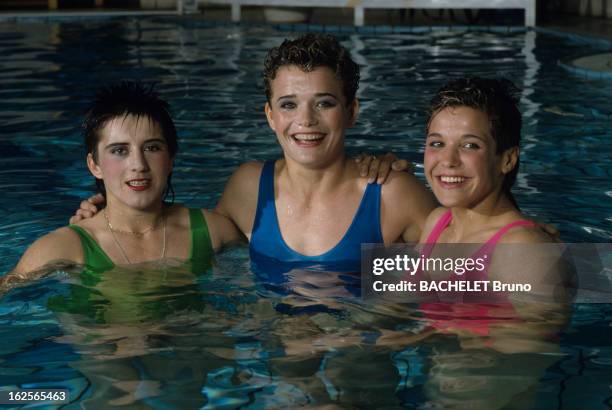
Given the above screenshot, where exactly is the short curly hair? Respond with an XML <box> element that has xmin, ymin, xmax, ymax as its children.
<box><xmin>263</xmin><ymin>34</ymin><xmax>360</xmax><ymax>106</ymax></box>
<box><xmin>427</xmin><ymin>77</ymin><xmax>522</xmax><ymax>208</ymax></box>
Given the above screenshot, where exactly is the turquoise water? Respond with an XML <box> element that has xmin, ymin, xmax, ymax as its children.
<box><xmin>0</xmin><ymin>17</ymin><xmax>611</xmax><ymax>408</ymax></box>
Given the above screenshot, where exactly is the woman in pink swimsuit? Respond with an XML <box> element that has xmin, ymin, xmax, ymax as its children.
<box><xmin>414</xmin><ymin>77</ymin><xmax>568</xmax><ymax>410</ymax></box>
<box><xmin>416</xmin><ymin>76</ymin><xmax>567</xmax><ymax>346</ymax></box>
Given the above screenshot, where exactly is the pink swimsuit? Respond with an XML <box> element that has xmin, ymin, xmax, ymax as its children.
<box><xmin>419</xmin><ymin>210</ymin><xmax>536</xmax><ymax>336</ymax></box>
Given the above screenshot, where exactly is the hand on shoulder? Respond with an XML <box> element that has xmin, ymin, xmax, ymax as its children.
<box><xmin>354</xmin><ymin>152</ymin><xmax>414</xmax><ymax>184</ymax></box>
<box><xmin>68</xmin><ymin>193</ymin><xmax>105</xmax><ymax>224</ymax></box>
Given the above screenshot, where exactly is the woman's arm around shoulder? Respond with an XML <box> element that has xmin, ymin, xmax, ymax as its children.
<box><xmin>214</xmin><ymin>161</ymin><xmax>264</xmax><ymax>241</ymax></box>
<box><xmin>380</xmin><ymin>170</ymin><xmax>437</xmax><ymax>244</ymax></box>
<box><xmin>201</xmin><ymin>209</ymin><xmax>247</xmax><ymax>252</ymax></box>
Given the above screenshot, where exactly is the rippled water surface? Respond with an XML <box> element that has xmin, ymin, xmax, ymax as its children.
<box><xmin>0</xmin><ymin>18</ymin><xmax>611</xmax><ymax>409</ymax></box>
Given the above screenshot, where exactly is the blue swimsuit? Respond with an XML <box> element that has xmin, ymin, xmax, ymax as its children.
<box><xmin>250</xmin><ymin>161</ymin><xmax>383</xmax><ymax>274</ymax></box>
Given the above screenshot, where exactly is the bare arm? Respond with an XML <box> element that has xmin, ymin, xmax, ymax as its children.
<box><xmin>380</xmin><ymin>171</ymin><xmax>437</xmax><ymax>244</ymax></box>
<box><xmin>214</xmin><ymin>161</ymin><xmax>263</xmax><ymax>242</ymax></box>
<box><xmin>202</xmin><ymin>209</ymin><xmax>247</xmax><ymax>251</ymax></box>
<box><xmin>2</xmin><ymin>227</ymin><xmax>83</xmax><ymax>294</ymax></box>
<box><xmin>13</xmin><ymin>227</ymin><xmax>83</xmax><ymax>274</ymax></box>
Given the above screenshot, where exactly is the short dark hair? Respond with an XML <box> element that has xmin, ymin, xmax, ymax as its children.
<box><xmin>263</xmin><ymin>34</ymin><xmax>360</xmax><ymax>106</ymax></box>
<box><xmin>427</xmin><ymin>76</ymin><xmax>522</xmax><ymax>208</ymax></box>
<box><xmin>83</xmin><ymin>81</ymin><xmax>178</xmax><ymax>200</ymax></box>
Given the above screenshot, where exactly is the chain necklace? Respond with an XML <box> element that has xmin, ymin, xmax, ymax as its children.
<box><xmin>103</xmin><ymin>208</ymin><xmax>163</xmax><ymax>236</ymax></box>
<box><xmin>103</xmin><ymin>208</ymin><xmax>166</xmax><ymax>264</ymax></box>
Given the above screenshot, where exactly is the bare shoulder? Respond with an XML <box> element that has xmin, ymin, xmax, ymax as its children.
<box><xmin>216</xmin><ymin>161</ymin><xmax>263</xmax><ymax>208</ymax></box>
<box><xmin>381</xmin><ymin>170</ymin><xmax>428</xmax><ymax>196</ymax></box>
<box><xmin>382</xmin><ymin>171</ymin><xmax>436</xmax><ymax>212</ymax></box>
<box><xmin>30</xmin><ymin>226</ymin><xmax>83</xmax><ymax>254</ymax></box>
<box><xmin>13</xmin><ymin>226</ymin><xmax>83</xmax><ymax>275</ymax></box>
<box><xmin>228</xmin><ymin>161</ymin><xmax>264</xmax><ymax>186</ymax></box>
<box><xmin>380</xmin><ymin>171</ymin><xmax>437</xmax><ymax>243</ymax></box>
<box><xmin>492</xmin><ymin>222</ymin><xmax>566</xmax><ymax>298</ymax></box>
<box><xmin>499</xmin><ymin>223</ymin><xmax>553</xmax><ymax>245</ymax></box>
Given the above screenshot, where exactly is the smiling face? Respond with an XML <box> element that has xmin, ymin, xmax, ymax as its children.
<box><xmin>265</xmin><ymin>65</ymin><xmax>358</xmax><ymax>169</ymax></box>
<box><xmin>87</xmin><ymin>114</ymin><xmax>173</xmax><ymax>211</ymax></box>
<box><xmin>424</xmin><ymin>106</ymin><xmax>517</xmax><ymax>209</ymax></box>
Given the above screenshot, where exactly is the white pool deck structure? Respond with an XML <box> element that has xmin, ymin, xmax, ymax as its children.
<box><xmin>195</xmin><ymin>0</ymin><xmax>536</xmax><ymax>26</ymax></box>
<box><xmin>1</xmin><ymin>2</ymin><xmax>610</xmax><ymax>78</ymax></box>
<box><xmin>3</xmin><ymin>1</ymin><xmax>612</xmax><ymax>44</ymax></box>
<box><xmin>10</xmin><ymin>1</ymin><xmax>536</xmax><ymax>25</ymax></box>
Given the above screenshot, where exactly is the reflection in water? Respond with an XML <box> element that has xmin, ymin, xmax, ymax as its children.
<box><xmin>0</xmin><ymin>250</ymin><xmax>572</xmax><ymax>408</ymax></box>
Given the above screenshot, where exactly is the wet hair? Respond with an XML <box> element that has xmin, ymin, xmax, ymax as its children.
<box><xmin>83</xmin><ymin>81</ymin><xmax>177</xmax><ymax>202</ymax></box>
<box><xmin>263</xmin><ymin>34</ymin><xmax>360</xmax><ymax>106</ymax></box>
<box><xmin>426</xmin><ymin>76</ymin><xmax>522</xmax><ymax>209</ymax></box>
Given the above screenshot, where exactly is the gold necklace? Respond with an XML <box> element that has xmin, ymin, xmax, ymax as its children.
<box><xmin>103</xmin><ymin>208</ymin><xmax>166</xmax><ymax>264</ymax></box>
<box><xmin>103</xmin><ymin>208</ymin><xmax>162</xmax><ymax>236</ymax></box>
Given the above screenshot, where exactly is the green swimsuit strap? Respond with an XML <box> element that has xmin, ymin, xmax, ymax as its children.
<box><xmin>188</xmin><ymin>208</ymin><xmax>214</xmax><ymax>273</ymax></box>
<box><xmin>67</xmin><ymin>225</ymin><xmax>115</xmax><ymax>272</ymax></box>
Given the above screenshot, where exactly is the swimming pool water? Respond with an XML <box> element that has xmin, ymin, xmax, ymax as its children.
<box><xmin>0</xmin><ymin>17</ymin><xmax>611</xmax><ymax>409</ymax></box>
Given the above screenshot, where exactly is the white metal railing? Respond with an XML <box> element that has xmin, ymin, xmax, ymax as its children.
<box><xmin>189</xmin><ymin>0</ymin><xmax>536</xmax><ymax>26</ymax></box>
<box><xmin>178</xmin><ymin>0</ymin><xmax>199</xmax><ymax>13</ymax></box>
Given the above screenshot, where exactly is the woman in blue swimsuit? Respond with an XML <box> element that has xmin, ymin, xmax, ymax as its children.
<box><xmin>216</xmin><ymin>34</ymin><xmax>435</xmax><ymax>274</ymax></box>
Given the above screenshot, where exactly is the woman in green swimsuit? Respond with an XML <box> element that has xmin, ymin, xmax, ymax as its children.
<box><xmin>0</xmin><ymin>83</ymin><xmax>245</xmax><ymax>400</ymax></box>
<box><xmin>4</xmin><ymin>81</ymin><xmax>241</xmax><ymax>287</ymax></box>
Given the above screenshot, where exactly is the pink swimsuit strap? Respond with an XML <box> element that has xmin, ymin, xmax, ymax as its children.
<box><xmin>424</xmin><ymin>210</ymin><xmax>453</xmax><ymax>246</ymax></box>
<box><xmin>422</xmin><ymin>210</ymin><xmax>537</xmax><ymax>259</ymax></box>
<box><xmin>419</xmin><ymin>211</ymin><xmax>537</xmax><ymax>337</ymax></box>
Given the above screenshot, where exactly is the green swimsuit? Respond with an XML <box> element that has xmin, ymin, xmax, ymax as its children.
<box><xmin>67</xmin><ymin>208</ymin><xmax>214</xmax><ymax>273</ymax></box>
<box><xmin>47</xmin><ymin>208</ymin><xmax>214</xmax><ymax>323</ymax></box>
